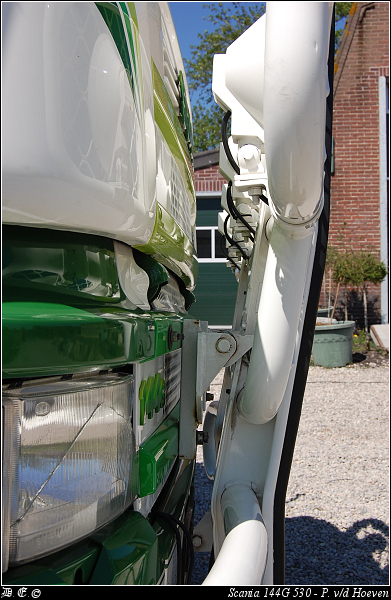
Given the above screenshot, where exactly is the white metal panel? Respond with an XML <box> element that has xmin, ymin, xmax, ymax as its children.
<box><xmin>2</xmin><ymin>2</ymin><xmax>155</xmax><ymax>245</ymax></box>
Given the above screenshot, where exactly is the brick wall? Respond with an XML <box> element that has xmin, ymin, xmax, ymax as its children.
<box><xmin>193</xmin><ymin>3</ymin><xmax>389</xmax><ymax>327</ymax></box>
<box><xmin>331</xmin><ymin>2</ymin><xmax>389</xmax><ymax>251</ymax></box>
<box><xmin>194</xmin><ymin>163</ymin><xmax>226</xmax><ymax>194</ymax></box>
<box><xmin>325</xmin><ymin>1</ymin><xmax>389</xmax><ymax>324</ymax></box>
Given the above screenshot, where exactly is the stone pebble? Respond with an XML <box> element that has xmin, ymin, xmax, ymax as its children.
<box><xmin>191</xmin><ymin>364</ymin><xmax>389</xmax><ymax>585</ymax></box>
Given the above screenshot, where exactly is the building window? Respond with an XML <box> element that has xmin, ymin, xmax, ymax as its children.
<box><xmin>196</xmin><ymin>227</ymin><xmax>226</xmax><ymax>262</ymax></box>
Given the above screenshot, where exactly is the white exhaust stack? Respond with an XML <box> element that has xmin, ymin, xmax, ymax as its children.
<box><xmin>213</xmin><ymin>2</ymin><xmax>331</xmax><ymax>424</ymax></box>
<box><xmin>202</xmin><ymin>485</ymin><xmax>268</xmax><ymax>585</ymax></box>
<box><xmin>206</xmin><ymin>2</ymin><xmax>333</xmax><ymax>584</ymax></box>
<box><xmin>238</xmin><ymin>2</ymin><xmax>331</xmax><ymax>424</ymax></box>
<box><xmin>263</xmin><ymin>1</ymin><xmax>331</xmax><ymax>228</ymax></box>
<box><xmin>238</xmin><ymin>222</ymin><xmax>316</xmax><ymax>424</ymax></box>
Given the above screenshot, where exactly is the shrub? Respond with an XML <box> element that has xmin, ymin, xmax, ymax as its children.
<box><xmin>328</xmin><ymin>246</ymin><xmax>387</xmax><ymax>347</ymax></box>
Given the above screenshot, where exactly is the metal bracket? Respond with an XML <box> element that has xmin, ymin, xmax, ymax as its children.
<box><xmin>192</xmin><ymin>510</ymin><xmax>213</xmax><ymax>552</ymax></box>
<box><xmin>179</xmin><ymin>319</ymin><xmax>208</xmax><ymax>459</ymax></box>
<box><xmin>179</xmin><ymin>322</ymin><xmax>253</xmax><ymax>460</ymax></box>
<box><xmin>196</xmin><ymin>331</ymin><xmax>253</xmax><ymax>410</ymax></box>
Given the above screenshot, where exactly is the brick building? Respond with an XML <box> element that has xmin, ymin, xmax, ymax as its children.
<box><xmin>193</xmin><ymin>2</ymin><xmax>389</xmax><ymax>328</ymax></box>
<box><xmin>329</xmin><ymin>1</ymin><xmax>389</xmax><ymax>325</ymax></box>
<box><xmin>193</xmin><ymin>148</ymin><xmax>226</xmax><ymax>195</ymax></box>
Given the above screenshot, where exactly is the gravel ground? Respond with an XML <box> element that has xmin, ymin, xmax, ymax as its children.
<box><xmin>191</xmin><ymin>358</ymin><xmax>389</xmax><ymax>586</ymax></box>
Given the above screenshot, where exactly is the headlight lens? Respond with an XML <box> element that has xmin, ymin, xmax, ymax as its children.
<box><xmin>2</xmin><ymin>373</ymin><xmax>135</xmax><ymax>571</ymax></box>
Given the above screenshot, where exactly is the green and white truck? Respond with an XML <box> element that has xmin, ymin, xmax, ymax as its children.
<box><xmin>2</xmin><ymin>1</ymin><xmax>334</xmax><ymax>586</ymax></box>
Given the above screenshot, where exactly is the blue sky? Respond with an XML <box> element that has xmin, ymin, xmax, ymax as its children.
<box><xmin>168</xmin><ymin>2</ymin><xmax>253</xmax><ymax>63</ymax></box>
<box><xmin>168</xmin><ymin>2</ymin><xmax>263</xmax><ymax>105</ymax></box>
<box><xmin>169</xmin><ymin>3</ymin><xmax>347</xmax><ymax>65</ymax></box>
<box><xmin>168</xmin><ymin>2</ymin><xmax>210</xmax><ymax>62</ymax></box>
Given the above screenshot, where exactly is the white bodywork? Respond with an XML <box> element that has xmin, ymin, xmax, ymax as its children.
<box><xmin>2</xmin><ymin>2</ymin><xmax>193</xmax><ymax>247</ymax></box>
<box><xmin>2</xmin><ymin>0</ymin><xmax>334</xmax><ymax>585</ymax></box>
<box><xmin>201</xmin><ymin>1</ymin><xmax>333</xmax><ymax>585</ymax></box>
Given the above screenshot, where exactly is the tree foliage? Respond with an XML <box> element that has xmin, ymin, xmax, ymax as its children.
<box><xmin>333</xmin><ymin>250</ymin><xmax>387</xmax><ymax>289</ymax></box>
<box><xmin>329</xmin><ymin>245</ymin><xmax>387</xmax><ymax>336</ymax></box>
<box><xmin>185</xmin><ymin>2</ymin><xmax>265</xmax><ymax>153</ymax></box>
<box><xmin>186</xmin><ymin>2</ymin><xmax>353</xmax><ymax>153</ymax></box>
<box><xmin>334</xmin><ymin>2</ymin><xmax>354</xmax><ymax>47</ymax></box>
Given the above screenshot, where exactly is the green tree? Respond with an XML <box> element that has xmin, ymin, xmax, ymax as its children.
<box><xmin>330</xmin><ymin>247</ymin><xmax>387</xmax><ymax>347</ymax></box>
<box><xmin>186</xmin><ymin>2</ymin><xmax>353</xmax><ymax>153</ymax></box>
<box><xmin>185</xmin><ymin>2</ymin><xmax>265</xmax><ymax>152</ymax></box>
<box><xmin>335</xmin><ymin>2</ymin><xmax>354</xmax><ymax>47</ymax></box>
<box><xmin>347</xmin><ymin>250</ymin><xmax>387</xmax><ymax>340</ymax></box>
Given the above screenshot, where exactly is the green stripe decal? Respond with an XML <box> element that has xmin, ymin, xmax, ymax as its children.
<box><xmin>179</xmin><ymin>71</ymin><xmax>194</xmax><ymax>156</ymax></box>
<box><xmin>135</xmin><ymin>203</ymin><xmax>198</xmax><ymax>290</ymax></box>
<box><xmin>152</xmin><ymin>61</ymin><xmax>194</xmax><ymax>201</ymax></box>
<box><xmin>127</xmin><ymin>2</ymin><xmax>138</xmax><ymax>30</ymax></box>
<box><xmin>119</xmin><ymin>2</ymin><xmax>142</xmax><ymax>110</ymax></box>
<box><xmin>95</xmin><ymin>2</ymin><xmax>140</xmax><ymax>119</ymax></box>
<box><xmin>144</xmin><ymin>62</ymin><xmax>197</xmax><ymax>289</ymax></box>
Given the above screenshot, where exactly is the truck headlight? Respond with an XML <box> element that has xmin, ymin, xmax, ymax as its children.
<box><xmin>2</xmin><ymin>372</ymin><xmax>135</xmax><ymax>571</ymax></box>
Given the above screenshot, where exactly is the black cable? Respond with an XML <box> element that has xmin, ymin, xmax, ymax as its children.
<box><xmin>153</xmin><ymin>512</ymin><xmax>182</xmax><ymax>584</ymax></box>
<box><xmin>260</xmin><ymin>193</ymin><xmax>269</xmax><ymax>206</ymax></box>
<box><xmin>219</xmin><ymin>231</ymin><xmax>241</xmax><ymax>271</ymax></box>
<box><xmin>164</xmin><ymin>512</ymin><xmax>195</xmax><ymax>584</ymax></box>
<box><xmin>227</xmin><ymin>181</ymin><xmax>256</xmax><ymax>240</ymax></box>
<box><xmin>224</xmin><ymin>214</ymin><xmax>248</xmax><ymax>260</ymax></box>
<box><xmin>153</xmin><ymin>511</ymin><xmax>195</xmax><ymax>585</ymax></box>
<box><xmin>221</xmin><ymin>111</ymin><xmax>240</xmax><ymax>175</ymax></box>
<box><xmin>221</xmin><ymin>111</ymin><xmax>255</xmax><ymax>234</ymax></box>
<box><xmin>222</xmin><ymin>112</ymin><xmax>261</xmax><ymax>242</ymax></box>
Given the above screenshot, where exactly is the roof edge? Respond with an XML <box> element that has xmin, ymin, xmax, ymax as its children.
<box><xmin>193</xmin><ymin>148</ymin><xmax>220</xmax><ymax>170</ymax></box>
<box><xmin>334</xmin><ymin>2</ymin><xmax>376</xmax><ymax>97</ymax></box>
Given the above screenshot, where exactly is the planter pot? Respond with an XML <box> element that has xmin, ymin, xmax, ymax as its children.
<box><xmin>316</xmin><ymin>317</ymin><xmax>337</xmax><ymax>325</ymax></box>
<box><xmin>312</xmin><ymin>320</ymin><xmax>355</xmax><ymax>368</ymax></box>
<box><xmin>317</xmin><ymin>307</ymin><xmax>334</xmax><ymax>317</ymax></box>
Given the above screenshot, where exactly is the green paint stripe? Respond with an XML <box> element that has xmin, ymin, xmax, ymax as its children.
<box><xmin>119</xmin><ymin>2</ymin><xmax>141</xmax><ymax>108</ymax></box>
<box><xmin>178</xmin><ymin>71</ymin><xmax>194</xmax><ymax>156</ymax></box>
<box><xmin>95</xmin><ymin>2</ymin><xmax>140</xmax><ymax>120</ymax></box>
<box><xmin>151</xmin><ymin>62</ymin><xmax>196</xmax><ymax>277</ymax></box>
<box><xmin>152</xmin><ymin>61</ymin><xmax>194</xmax><ymax>197</ymax></box>
<box><xmin>135</xmin><ymin>203</ymin><xmax>198</xmax><ymax>290</ymax></box>
<box><xmin>127</xmin><ymin>2</ymin><xmax>138</xmax><ymax>30</ymax></box>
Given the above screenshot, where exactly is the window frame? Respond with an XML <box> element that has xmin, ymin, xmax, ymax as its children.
<box><xmin>196</xmin><ymin>226</ymin><xmax>226</xmax><ymax>263</ymax></box>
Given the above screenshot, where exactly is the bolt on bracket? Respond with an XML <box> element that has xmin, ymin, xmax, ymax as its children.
<box><xmin>196</xmin><ymin>331</ymin><xmax>253</xmax><ymax>409</ymax></box>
